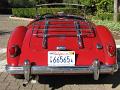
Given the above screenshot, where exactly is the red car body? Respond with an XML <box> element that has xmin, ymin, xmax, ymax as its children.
<box><xmin>6</xmin><ymin>14</ymin><xmax>118</xmax><ymax>85</ymax></box>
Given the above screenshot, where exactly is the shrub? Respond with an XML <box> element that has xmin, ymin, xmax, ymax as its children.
<box><xmin>12</xmin><ymin>8</ymin><xmax>84</xmax><ymax>18</ymax></box>
<box><xmin>95</xmin><ymin>12</ymin><xmax>113</xmax><ymax>20</ymax></box>
<box><xmin>12</xmin><ymin>8</ymin><xmax>37</xmax><ymax>18</ymax></box>
<box><xmin>12</xmin><ymin>8</ymin><xmax>120</xmax><ymax>22</ymax></box>
<box><xmin>93</xmin><ymin>20</ymin><xmax>120</xmax><ymax>31</ymax></box>
<box><xmin>92</xmin><ymin>12</ymin><xmax>120</xmax><ymax>21</ymax></box>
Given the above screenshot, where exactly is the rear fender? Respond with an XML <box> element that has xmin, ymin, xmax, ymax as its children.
<box><xmin>7</xmin><ymin>26</ymin><xmax>27</xmax><ymax>66</ymax></box>
<box><xmin>96</xmin><ymin>25</ymin><xmax>116</xmax><ymax>65</ymax></box>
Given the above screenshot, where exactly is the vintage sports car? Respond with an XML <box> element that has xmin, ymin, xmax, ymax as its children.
<box><xmin>6</xmin><ymin>3</ymin><xmax>118</xmax><ymax>86</ymax></box>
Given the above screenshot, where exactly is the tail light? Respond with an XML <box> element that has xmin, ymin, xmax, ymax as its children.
<box><xmin>107</xmin><ymin>45</ymin><xmax>116</xmax><ymax>57</ymax></box>
<box><xmin>9</xmin><ymin>45</ymin><xmax>21</xmax><ymax>57</ymax></box>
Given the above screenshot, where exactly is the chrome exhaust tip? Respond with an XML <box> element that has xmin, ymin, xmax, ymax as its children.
<box><xmin>23</xmin><ymin>81</ymin><xmax>29</xmax><ymax>87</ymax></box>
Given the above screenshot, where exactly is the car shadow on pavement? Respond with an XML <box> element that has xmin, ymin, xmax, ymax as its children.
<box><xmin>38</xmin><ymin>71</ymin><xmax>120</xmax><ymax>90</ymax></box>
<box><xmin>37</xmin><ymin>48</ymin><xmax>120</xmax><ymax>90</ymax></box>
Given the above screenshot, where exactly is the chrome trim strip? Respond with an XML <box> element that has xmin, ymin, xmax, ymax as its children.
<box><xmin>36</xmin><ymin>3</ymin><xmax>85</xmax><ymax>7</ymax></box>
<box><xmin>6</xmin><ymin>64</ymin><xmax>118</xmax><ymax>75</ymax></box>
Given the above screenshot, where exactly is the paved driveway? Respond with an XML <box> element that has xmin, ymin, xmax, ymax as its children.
<box><xmin>0</xmin><ymin>15</ymin><xmax>120</xmax><ymax>90</ymax></box>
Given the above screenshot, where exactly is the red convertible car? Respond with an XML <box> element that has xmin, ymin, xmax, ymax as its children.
<box><xmin>6</xmin><ymin>3</ymin><xmax>118</xmax><ymax>86</ymax></box>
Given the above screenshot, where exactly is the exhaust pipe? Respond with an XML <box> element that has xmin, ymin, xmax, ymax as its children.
<box><xmin>23</xmin><ymin>81</ymin><xmax>29</xmax><ymax>87</ymax></box>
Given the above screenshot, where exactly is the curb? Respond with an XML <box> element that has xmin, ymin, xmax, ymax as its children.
<box><xmin>115</xmin><ymin>40</ymin><xmax>120</xmax><ymax>45</ymax></box>
<box><xmin>0</xmin><ymin>60</ymin><xmax>7</xmax><ymax>72</ymax></box>
<box><xmin>9</xmin><ymin>15</ymin><xmax>34</xmax><ymax>21</ymax></box>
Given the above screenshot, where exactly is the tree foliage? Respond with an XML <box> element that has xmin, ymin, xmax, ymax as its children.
<box><xmin>63</xmin><ymin>0</ymin><xmax>113</xmax><ymax>13</ymax></box>
<box><xmin>96</xmin><ymin>0</ymin><xmax>113</xmax><ymax>13</ymax></box>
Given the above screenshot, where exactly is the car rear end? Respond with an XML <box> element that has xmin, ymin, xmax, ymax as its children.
<box><xmin>6</xmin><ymin>15</ymin><xmax>118</xmax><ymax>85</ymax></box>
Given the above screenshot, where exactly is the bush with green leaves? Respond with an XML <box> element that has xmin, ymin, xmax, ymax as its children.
<box><xmin>12</xmin><ymin>8</ymin><xmax>84</xmax><ymax>18</ymax></box>
<box><xmin>64</xmin><ymin>0</ymin><xmax>114</xmax><ymax>14</ymax></box>
<box><xmin>91</xmin><ymin>12</ymin><xmax>120</xmax><ymax>21</ymax></box>
<box><xmin>93</xmin><ymin>12</ymin><xmax>113</xmax><ymax>20</ymax></box>
<box><xmin>93</xmin><ymin>20</ymin><xmax>120</xmax><ymax>31</ymax></box>
<box><xmin>9</xmin><ymin>0</ymin><xmax>114</xmax><ymax>14</ymax></box>
<box><xmin>12</xmin><ymin>8</ymin><xmax>36</xmax><ymax>18</ymax></box>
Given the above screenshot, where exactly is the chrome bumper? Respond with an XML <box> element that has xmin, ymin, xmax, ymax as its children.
<box><xmin>5</xmin><ymin>59</ymin><xmax>118</xmax><ymax>85</ymax></box>
<box><xmin>6</xmin><ymin>64</ymin><xmax>118</xmax><ymax>75</ymax></box>
<box><xmin>5</xmin><ymin>60</ymin><xmax>119</xmax><ymax>86</ymax></box>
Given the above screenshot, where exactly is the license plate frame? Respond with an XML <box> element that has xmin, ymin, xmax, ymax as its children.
<box><xmin>48</xmin><ymin>51</ymin><xmax>75</xmax><ymax>66</ymax></box>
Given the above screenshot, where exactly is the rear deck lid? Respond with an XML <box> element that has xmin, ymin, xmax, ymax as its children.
<box><xmin>30</xmin><ymin>15</ymin><xmax>95</xmax><ymax>51</ymax></box>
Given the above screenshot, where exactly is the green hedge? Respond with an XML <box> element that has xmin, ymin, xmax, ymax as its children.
<box><xmin>12</xmin><ymin>8</ymin><xmax>120</xmax><ymax>21</ymax></box>
<box><xmin>92</xmin><ymin>12</ymin><xmax>120</xmax><ymax>21</ymax></box>
<box><xmin>12</xmin><ymin>8</ymin><xmax>36</xmax><ymax>18</ymax></box>
<box><xmin>12</xmin><ymin>8</ymin><xmax>84</xmax><ymax>18</ymax></box>
<box><xmin>92</xmin><ymin>20</ymin><xmax>120</xmax><ymax>31</ymax></box>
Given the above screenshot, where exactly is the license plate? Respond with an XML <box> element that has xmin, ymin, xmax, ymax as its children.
<box><xmin>48</xmin><ymin>51</ymin><xmax>75</xmax><ymax>66</ymax></box>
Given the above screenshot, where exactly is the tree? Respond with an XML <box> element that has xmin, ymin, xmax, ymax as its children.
<box><xmin>119</xmin><ymin>0</ymin><xmax>120</xmax><ymax>12</ymax></box>
<box><xmin>114</xmin><ymin>0</ymin><xmax>118</xmax><ymax>22</ymax></box>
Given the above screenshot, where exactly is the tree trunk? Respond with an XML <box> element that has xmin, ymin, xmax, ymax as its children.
<box><xmin>114</xmin><ymin>0</ymin><xmax>118</xmax><ymax>22</ymax></box>
<box><xmin>118</xmin><ymin>0</ymin><xmax>120</xmax><ymax>12</ymax></box>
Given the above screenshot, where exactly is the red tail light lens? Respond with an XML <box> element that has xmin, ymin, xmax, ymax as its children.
<box><xmin>9</xmin><ymin>47</ymin><xmax>16</xmax><ymax>55</ymax></box>
<box><xmin>107</xmin><ymin>45</ymin><xmax>116</xmax><ymax>57</ymax></box>
<box><xmin>9</xmin><ymin>45</ymin><xmax>21</xmax><ymax>57</ymax></box>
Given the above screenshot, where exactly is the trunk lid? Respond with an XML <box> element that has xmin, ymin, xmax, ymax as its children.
<box><xmin>25</xmin><ymin>17</ymin><xmax>104</xmax><ymax>66</ymax></box>
<box><xmin>30</xmin><ymin>18</ymin><xmax>95</xmax><ymax>51</ymax></box>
